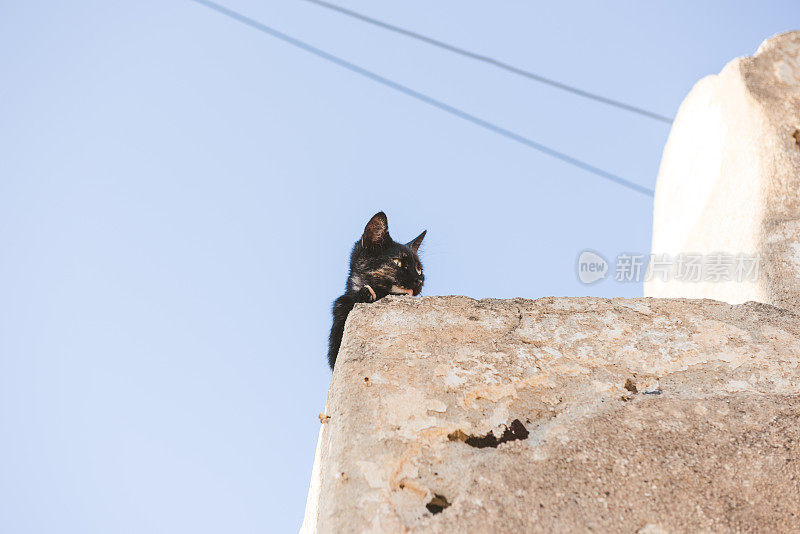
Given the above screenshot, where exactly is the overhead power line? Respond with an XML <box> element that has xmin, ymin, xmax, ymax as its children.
<box><xmin>302</xmin><ymin>0</ymin><xmax>674</xmax><ymax>124</ymax></box>
<box><xmin>189</xmin><ymin>0</ymin><xmax>655</xmax><ymax>197</ymax></box>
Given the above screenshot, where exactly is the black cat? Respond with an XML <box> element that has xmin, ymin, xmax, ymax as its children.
<box><xmin>327</xmin><ymin>212</ymin><xmax>426</xmax><ymax>369</ymax></box>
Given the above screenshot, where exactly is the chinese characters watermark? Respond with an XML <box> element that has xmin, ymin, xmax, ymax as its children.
<box><xmin>577</xmin><ymin>251</ymin><xmax>760</xmax><ymax>284</ymax></box>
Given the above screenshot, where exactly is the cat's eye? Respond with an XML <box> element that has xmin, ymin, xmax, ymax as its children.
<box><xmin>392</xmin><ymin>258</ymin><xmax>402</xmax><ymax>267</ymax></box>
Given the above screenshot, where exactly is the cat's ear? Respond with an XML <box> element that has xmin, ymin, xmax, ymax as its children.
<box><xmin>361</xmin><ymin>212</ymin><xmax>390</xmax><ymax>250</ymax></box>
<box><xmin>406</xmin><ymin>230</ymin><xmax>426</xmax><ymax>253</ymax></box>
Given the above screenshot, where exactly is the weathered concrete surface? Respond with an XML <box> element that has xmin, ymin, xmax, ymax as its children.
<box><xmin>302</xmin><ymin>296</ymin><xmax>800</xmax><ymax>533</ymax></box>
<box><xmin>646</xmin><ymin>31</ymin><xmax>800</xmax><ymax>311</ymax></box>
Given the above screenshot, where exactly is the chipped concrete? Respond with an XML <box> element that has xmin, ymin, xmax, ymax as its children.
<box><xmin>302</xmin><ymin>296</ymin><xmax>800</xmax><ymax>533</ymax></box>
<box><xmin>646</xmin><ymin>31</ymin><xmax>800</xmax><ymax>312</ymax></box>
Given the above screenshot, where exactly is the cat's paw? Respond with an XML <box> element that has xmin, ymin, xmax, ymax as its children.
<box><xmin>363</xmin><ymin>284</ymin><xmax>376</xmax><ymax>302</ymax></box>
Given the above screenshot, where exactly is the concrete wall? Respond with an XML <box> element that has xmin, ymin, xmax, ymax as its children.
<box><xmin>646</xmin><ymin>31</ymin><xmax>800</xmax><ymax>312</ymax></box>
<box><xmin>303</xmin><ymin>296</ymin><xmax>800</xmax><ymax>533</ymax></box>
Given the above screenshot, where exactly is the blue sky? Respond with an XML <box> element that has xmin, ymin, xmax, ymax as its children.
<box><xmin>1</xmin><ymin>1</ymin><xmax>797</xmax><ymax>532</ymax></box>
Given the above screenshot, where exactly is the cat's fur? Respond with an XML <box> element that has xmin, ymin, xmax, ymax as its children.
<box><xmin>327</xmin><ymin>212</ymin><xmax>426</xmax><ymax>369</ymax></box>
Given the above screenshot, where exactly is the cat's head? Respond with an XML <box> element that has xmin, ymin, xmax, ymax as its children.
<box><xmin>350</xmin><ymin>212</ymin><xmax>426</xmax><ymax>297</ymax></box>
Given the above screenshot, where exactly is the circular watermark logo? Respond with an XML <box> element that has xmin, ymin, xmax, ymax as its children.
<box><xmin>577</xmin><ymin>250</ymin><xmax>609</xmax><ymax>284</ymax></box>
